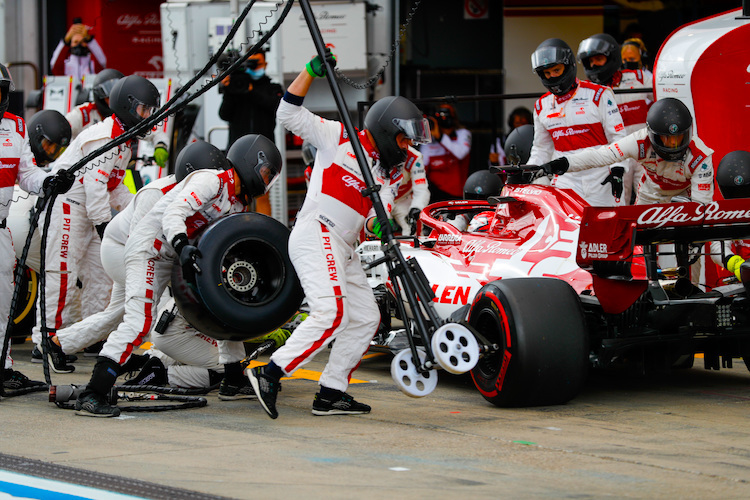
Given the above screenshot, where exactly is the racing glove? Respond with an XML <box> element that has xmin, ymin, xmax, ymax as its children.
<box><xmin>95</xmin><ymin>222</ymin><xmax>108</xmax><ymax>240</ymax></box>
<box><xmin>406</xmin><ymin>208</ymin><xmax>421</xmax><ymax>225</ymax></box>
<box><xmin>540</xmin><ymin>157</ymin><xmax>569</xmax><ymax>176</ymax></box>
<box><xmin>43</xmin><ymin>169</ymin><xmax>76</xmax><ymax>196</ymax></box>
<box><xmin>372</xmin><ymin>218</ymin><xmax>399</xmax><ymax>239</ymax></box>
<box><xmin>724</xmin><ymin>254</ymin><xmax>745</xmax><ymax>281</ymax></box>
<box><xmin>306</xmin><ymin>48</ymin><xmax>336</xmax><ymax>78</ymax></box>
<box><xmin>154</xmin><ymin>145</ymin><xmax>169</xmax><ymax>168</ymax></box>
<box><xmin>172</xmin><ymin>233</ymin><xmax>202</xmax><ymax>275</ymax></box>
<box><xmin>601</xmin><ymin>166</ymin><xmax>625</xmax><ymax>200</ymax></box>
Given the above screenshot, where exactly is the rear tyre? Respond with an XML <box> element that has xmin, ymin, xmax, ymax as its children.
<box><xmin>469</xmin><ymin>278</ymin><xmax>588</xmax><ymax>407</ymax></box>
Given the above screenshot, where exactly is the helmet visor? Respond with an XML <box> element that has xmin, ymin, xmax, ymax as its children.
<box><xmin>0</xmin><ymin>65</ymin><xmax>15</xmax><ymax>92</ymax></box>
<box><xmin>577</xmin><ymin>38</ymin><xmax>613</xmax><ymax>61</ymax></box>
<box><xmin>93</xmin><ymin>78</ymin><xmax>118</xmax><ymax>100</ymax></box>
<box><xmin>255</xmin><ymin>150</ymin><xmax>280</xmax><ymax>193</ymax></box>
<box><xmin>531</xmin><ymin>46</ymin><xmax>572</xmax><ymax>71</ymax></box>
<box><xmin>393</xmin><ymin>116</ymin><xmax>432</xmax><ymax>145</ymax></box>
<box><xmin>41</xmin><ymin>137</ymin><xmax>67</xmax><ymax>161</ymax></box>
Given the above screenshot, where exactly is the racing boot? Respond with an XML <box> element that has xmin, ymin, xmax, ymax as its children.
<box><xmin>218</xmin><ymin>362</ymin><xmax>256</xmax><ymax>401</ymax></box>
<box><xmin>248</xmin><ymin>362</ymin><xmax>283</xmax><ymax>419</ymax></box>
<box><xmin>75</xmin><ymin>357</ymin><xmax>121</xmax><ymax>418</ymax></box>
<box><xmin>312</xmin><ymin>387</ymin><xmax>371</xmax><ymax>416</ymax></box>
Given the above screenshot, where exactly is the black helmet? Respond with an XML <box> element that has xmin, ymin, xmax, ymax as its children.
<box><xmin>301</xmin><ymin>140</ymin><xmax>317</xmax><ymax>168</ymax></box>
<box><xmin>0</xmin><ymin>63</ymin><xmax>15</xmax><ymax>116</ymax></box>
<box><xmin>27</xmin><ymin>110</ymin><xmax>71</xmax><ymax>166</ymax></box>
<box><xmin>646</xmin><ymin>98</ymin><xmax>692</xmax><ymax>161</ymax></box>
<box><xmin>174</xmin><ymin>140</ymin><xmax>229</xmax><ymax>182</ymax></box>
<box><xmin>226</xmin><ymin>134</ymin><xmax>283</xmax><ymax>198</ymax></box>
<box><xmin>109</xmin><ymin>75</ymin><xmax>160</xmax><ymax>133</ymax></box>
<box><xmin>577</xmin><ymin>34</ymin><xmax>621</xmax><ymax>85</ymax></box>
<box><xmin>464</xmin><ymin>170</ymin><xmax>503</xmax><ymax>200</ymax></box>
<box><xmin>364</xmin><ymin>96</ymin><xmax>431</xmax><ymax>170</ymax></box>
<box><xmin>92</xmin><ymin>69</ymin><xmax>124</xmax><ymax>117</ymax></box>
<box><xmin>716</xmin><ymin>150</ymin><xmax>750</xmax><ymax>200</ymax></box>
<box><xmin>531</xmin><ymin>38</ymin><xmax>577</xmax><ymax>95</ymax></box>
<box><xmin>504</xmin><ymin>124</ymin><xmax>534</xmax><ymax>165</ymax></box>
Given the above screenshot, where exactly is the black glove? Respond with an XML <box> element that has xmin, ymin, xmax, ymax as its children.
<box><xmin>43</xmin><ymin>169</ymin><xmax>76</xmax><ymax>196</ymax></box>
<box><xmin>172</xmin><ymin>233</ymin><xmax>202</xmax><ymax>274</ymax></box>
<box><xmin>540</xmin><ymin>157</ymin><xmax>569</xmax><ymax>176</ymax></box>
<box><xmin>407</xmin><ymin>208</ymin><xmax>421</xmax><ymax>225</ymax></box>
<box><xmin>601</xmin><ymin>166</ymin><xmax>625</xmax><ymax>200</ymax></box>
<box><xmin>95</xmin><ymin>222</ymin><xmax>108</xmax><ymax>239</ymax></box>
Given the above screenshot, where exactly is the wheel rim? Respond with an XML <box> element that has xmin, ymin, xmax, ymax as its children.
<box><xmin>220</xmin><ymin>239</ymin><xmax>284</xmax><ymax>306</ymax></box>
<box><xmin>472</xmin><ymin>305</ymin><xmax>506</xmax><ymax>381</ymax></box>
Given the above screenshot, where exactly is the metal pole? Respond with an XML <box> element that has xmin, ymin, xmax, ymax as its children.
<box><xmin>297</xmin><ymin>0</ymin><xmax>395</xmax><ymax>243</ymax></box>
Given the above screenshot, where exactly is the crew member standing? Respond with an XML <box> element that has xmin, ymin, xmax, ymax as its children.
<box><xmin>527</xmin><ymin>38</ymin><xmax>628</xmax><ymax>207</ymax></box>
<box><xmin>248</xmin><ymin>52</ymin><xmax>432</xmax><ymax>418</ymax></box>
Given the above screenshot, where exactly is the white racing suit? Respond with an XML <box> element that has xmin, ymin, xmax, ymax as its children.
<box><xmin>32</xmin><ymin>116</ymin><xmax>133</xmax><ymax>346</ymax></box>
<box><xmin>97</xmin><ymin>169</ymin><xmax>245</xmax><ymax>366</ymax></box>
<box><xmin>528</xmin><ymin>79</ymin><xmax>628</xmax><ymax>207</ymax></box>
<box><xmin>270</xmin><ymin>96</ymin><xmax>400</xmax><ymax>392</ymax></box>
<box><xmin>610</xmin><ymin>69</ymin><xmax>653</xmax><ymax>204</ymax></box>
<box><xmin>147</xmin><ymin>299</ymin><xmax>246</xmax><ymax>388</ymax></box>
<box><xmin>391</xmin><ymin>147</ymin><xmax>429</xmax><ymax>236</ymax></box>
<box><xmin>0</xmin><ymin>112</ymin><xmax>50</xmax><ymax>368</ymax></box>
<box><xmin>55</xmin><ymin>175</ymin><xmax>177</xmax><ymax>354</ymax></box>
<box><xmin>564</xmin><ymin>127</ymin><xmax>714</xmax><ymax>205</ymax></box>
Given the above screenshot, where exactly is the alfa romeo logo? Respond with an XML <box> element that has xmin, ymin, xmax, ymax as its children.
<box><xmin>668</xmin><ymin>124</ymin><xmax>679</xmax><ymax>133</ymax></box>
<box><xmin>735</xmin><ymin>175</ymin><xmax>744</xmax><ymax>186</ymax></box>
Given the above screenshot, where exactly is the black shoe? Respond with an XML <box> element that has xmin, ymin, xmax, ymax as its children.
<box><xmin>312</xmin><ymin>390</ymin><xmax>371</xmax><ymax>416</ymax></box>
<box><xmin>39</xmin><ymin>338</ymin><xmax>76</xmax><ymax>373</ymax></box>
<box><xmin>75</xmin><ymin>392</ymin><xmax>120</xmax><ymax>417</ymax></box>
<box><xmin>83</xmin><ymin>340</ymin><xmax>105</xmax><ymax>357</ymax></box>
<box><xmin>218</xmin><ymin>376</ymin><xmax>257</xmax><ymax>400</ymax></box>
<box><xmin>3</xmin><ymin>370</ymin><xmax>46</xmax><ymax>391</ymax></box>
<box><xmin>248</xmin><ymin>366</ymin><xmax>281</xmax><ymax>419</ymax></box>
<box><xmin>123</xmin><ymin>357</ymin><xmax>167</xmax><ymax>386</ymax></box>
<box><xmin>31</xmin><ymin>345</ymin><xmax>77</xmax><ymax>365</ymax></box>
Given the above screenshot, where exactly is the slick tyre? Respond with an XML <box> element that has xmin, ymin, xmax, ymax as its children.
<box><xmin>468</xmin><ymin>278</ymin><xmax>588</xmax><ymax>407</ymax></box>
<box><xmin>172</xmin><ymin>213</ymin><xmax>304</xmax><ymax>341</ymax></box>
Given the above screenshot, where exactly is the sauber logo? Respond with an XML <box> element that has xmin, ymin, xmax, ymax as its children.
<box><xmin>552</xmin><ymin>127</ymin><xmax>589</xmax><ymax>140</ymax></box>
<box><xmin>437</xmin><ymin>234</ymin><xmax>462</xmax><ymax>245</ymax></box>
<box><xmin>579</xmin><ymin>241</ymin><xmax>608</xmax><ymax>259</ymax></box>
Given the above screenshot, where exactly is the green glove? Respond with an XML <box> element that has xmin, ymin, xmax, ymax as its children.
<box><xmin>726</xmin><ymin>254</ymin><xmax>745</xmax><ymax>280</ymax></box>
<box><xmin>306</xmin><ymin>49</ymin><xmax>336</xmax><ymax>78</ymax></box>
<box><xmin>154</xmin><ymin>146</ymin><xmax>169</xmax><ymax>168</ymax></box>
<box><xmin>372</xmin><ymin>218</ymin><xmax>397</xmax><ymax>239</ymax></box>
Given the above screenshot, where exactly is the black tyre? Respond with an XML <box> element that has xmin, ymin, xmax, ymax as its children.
<box><xmin>469</xmin><ymin>278</ymin><xmax>588</xmax><ymax>407</ymax></box>
<box><xmin>11</xmin><ymin>266</ymin><xmax>37</xmax><ymax>342</ymax></box>
<box><xmin>172</xmin><ymin>213</ymin><xmax>304</xmax><ymax>341</ymax></box>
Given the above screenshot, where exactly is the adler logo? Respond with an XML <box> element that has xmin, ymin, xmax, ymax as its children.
<box><xmin>437</xmin><ymin>234</ymin><xmax>462</xmax><ymax>245</ymax></box>
<box><xmin>580</xmin><ymin>241</ymin><xmax>608</xmax><ymax>259</ymax></box>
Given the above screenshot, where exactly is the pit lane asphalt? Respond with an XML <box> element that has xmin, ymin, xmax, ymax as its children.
<box><xmin>2</xmin><ymin>340</ymin><xmax>750</xmax><ymax>499</ymax></box>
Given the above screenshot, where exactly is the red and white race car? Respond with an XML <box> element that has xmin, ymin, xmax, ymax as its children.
<box><xmin>358</xmin><ymin>180</ymin><xmax>750</xmax><ymax>407</ymax></box>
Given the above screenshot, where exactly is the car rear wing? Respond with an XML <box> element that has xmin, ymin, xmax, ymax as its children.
<box><xmin>577</xmin><ymin>200</ymin><xmax>750</xmax><ymax>267</ymax></box>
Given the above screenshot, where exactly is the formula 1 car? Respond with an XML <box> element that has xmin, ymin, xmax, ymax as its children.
<box><xmin>358</xmin><ymin>171</ymin><xmax>750</xmax><ymax>407</ymax></box>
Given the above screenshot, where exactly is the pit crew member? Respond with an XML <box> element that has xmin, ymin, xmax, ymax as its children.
<box><xmin>75</xmin><ymin>134</ymin><xmax>282</xmax><ymax>417</ymax></box>
<box><xmin>540</xmin><ymin>98</ymin><xmax>714</xmax><ymax>205</ymax></box>
<box><xmin>527</xmin><ymin>38</ymin><xmax>628</xmax><ymax>207</ymax></box>
<box><xmin>577</xmin><ymin>33</ymin><xmax>653</xmax><ymax>204</ymax></box>
<box><xmin>248</xmin><ymin>52</ymin><xmax>431</xmax><ymax>418</ymax></box>
<box><xmin>31</xmin><ymin>75</ymin><xmax>161</xmax><ymax>356</ymax></box>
